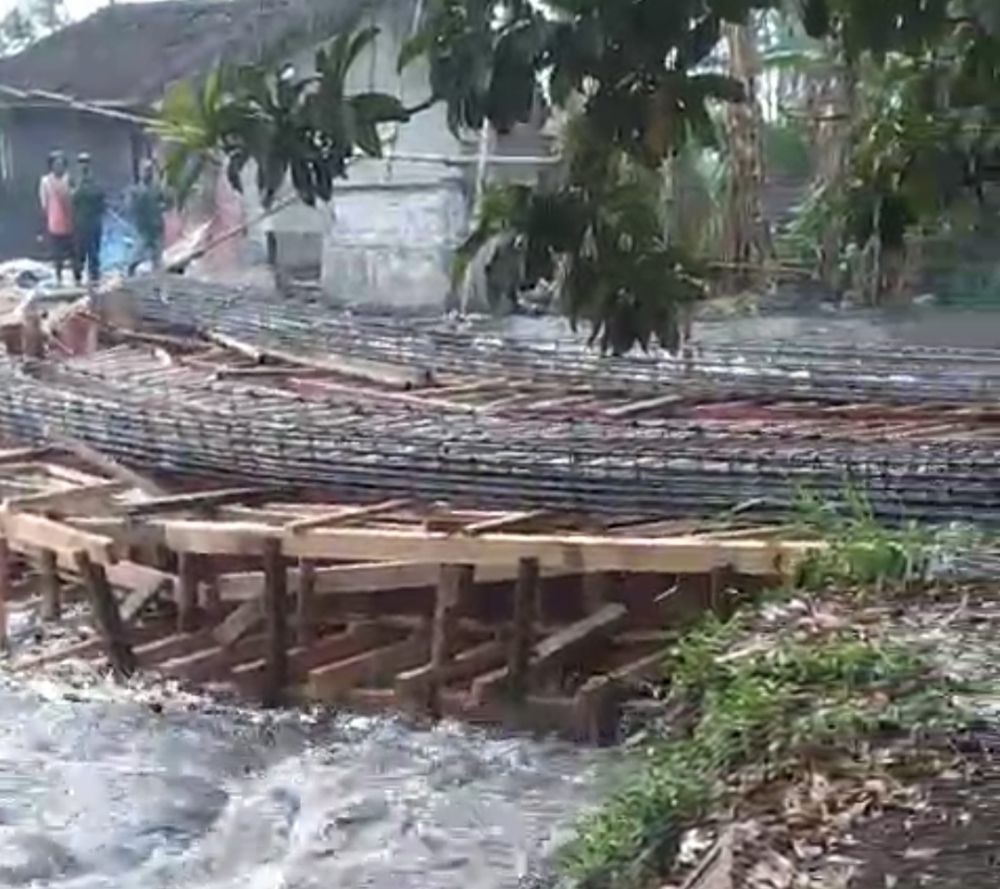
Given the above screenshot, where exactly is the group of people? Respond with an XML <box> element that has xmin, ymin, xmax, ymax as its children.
<box><xmin>38</xmin><ymin>151</ymin><xmax>169</xmax><ymax>288</ymax></box>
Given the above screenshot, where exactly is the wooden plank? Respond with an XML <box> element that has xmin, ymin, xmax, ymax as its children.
<box><xmin>262</xmin><ymin>538</ymin><xmax>288</xmax><ymax>705</ymax></box>
<box><xmin>117</xmin><ymin>563</ymin><xmax>175</xmax><ymax>624</ymax></box>
<box><xmin>460</xmin><ymin>510</ymin><xmax>552</xmax><ymax>536</ymax></box>
<box><xmin>75</xmin><ymin>551</ymin><xmax>136</xmax><ymax>679</ymax></box>
<box><xmin>39</xmin><ymin>549</ymin><xmax>61</xmax><ymax>621</ymax></box>
<box><xmin>306</xmin><ymin>632</ymin><xmax>430</xmax><ymax>701</ymax></box>
<box><xmin>158</xmin><ymin>634</ymin><xmax>267</xmax><ymax>683</ymax></box>
<box><xmin>0</xmin><ymin>447</ymin><xmax>51</xmax><ymax>465</ymax></box>
<box><xmin>427</xmin><ymin>564</ymin><xmax>474</xmax><ymax>712</ymax></box>
<box><xmin>472</xmin><ymin>603</ymin><xmax>628</xmax><ymax>705</ymax></box>
<box><xmin>610</xmin><ymin>650</ymin><xmax>667</xmax><ymax>683</ymax></box>
<box><xmin>5</xmin><ymin>480</ymin><xmax>129</xmax><ymax>515</ymax></box>
<box><xmin>215</xmin><ymin>560</ymin><xmax>578</xmax><ymax>602</ymax></box>
<box><xmin>134</xmin><ymin>630</ymin><xmax>214</xmax><ymax>667</ymax></box>
<box><xmin>508</xmin><ymin>557</ymin><xmax>539</xmax><ymax>702</ymax></box>
<box><xmin>0</xmin><ymin>510</ymin><xmax>118</xmax><ymax>564</ymax></box>
<box><xmin>48</xmin><ymin>435</ymin><xmax>166</xmax><ymax>496</ymax></box>
<box><xmin>125</xmin><ymin>487</ymin><xmax>279</xmax><ymax>517</ymax></box>
<box><xmin>284</xmin><ymin>497</ymin><xmax>411</xmax><ymax>534</ymax></box>
<box><xmin>231</xmin><ymin>622</ymin><xmax>384</xmax><ymax>691</ymax></box>
<box><xmin>396</xmin><ymin>639</ymin><xmax>506</xmax><ymax>703</ymax></box>
<box><xmin>206</xmin><ymin>331</ymin><xmax>431</xmax><ymax>388</ymax></box>
<box><xmin>161</xmin><ymin>521</ymin><xmax>819</xmax><ymax>576</ymax></box>
<box><xmin>213</xmin><ymin>598</ymin><xmax>263</xmax><ymax>648</ymax></box>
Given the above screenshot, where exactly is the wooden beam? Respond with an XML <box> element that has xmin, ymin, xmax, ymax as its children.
<box><xmin>428</xmin><ymin>564</ymin><xmax>475</xmax><ymax>711</ymax></box>
<box><xmin>215</xmin><ymin>560</ymin><xmax>578</xmax><ymax>602</ymax></box>
<box><xmin>161</xmin><ymin>522</ymin><xmax>818</xmax><ymax>576</ymax></box>
<box><xmin>284</xmin><ymin>497</ymin><xmax>411</xmax><ymax>534</ymax></box>
<box><xmin>472</xmin><ymin>603</ymin><xmax>628</xmax><ymax>705</ymax></box>
<box><xmin>508</xmin><ymin>557</ymin><xmax>539</xmax><ymax>702</ymax></box>
<box><xmin>0</xmin><ymin>510</ymin><xmax>118</xmax><ymax>564</ymax></box>
<box><xmin>47</xmin><ymin>435</ymin><xmax>166</xmax><ymax>496</ymax></box>
<box><xmin>0</xmin><ymin>447</ymin><xmax>51</xmax><ymax>464</ymax></box>
<box><xmin>262</xmin><ymin>538</ymin><xmax>288</xmax><ymax>705</ymax></box>
<box><xmin>117</xmin><ymin>563</ymin><xmax>175</xmax><ymax>624</ymax></box>
<box><xmin>5</xmin><ymin>480</ymin><xmax>129</xmax><ymax>515</ymax></box>
<box><xmin>213</xmin><ymin>597</ymin><xmax>263</xmax><ymax>648</ymax></box>
<box><xmin>231</xmin><ymin>622</ymin><xmax>384</xmax><ymax>693</ymax></box>
<box><xmin>124</xmin><ymin>487</ymin><xmax>278</xmax><ymax>517</ymax></box>
<box><xmin>396</xmin><ymin>639</ymin><xmax>506</xmax><ymax>706</ymax></box>
<box><xmin>74</xmin><ymin>551</ymin><xmax>136</xmax><ymax>679</ymax></box>
<box><xmin>305</xmin><ymin>632</ymin><xmax>430</xmax><ymax>701</ymax></box>
<box><xmin>39</xmin><ymin>549</ymin><xmax>61</xmax><ymax>621</ymax></box>
<box><xmin>460</xmin><ymin>510</ymin><xmax>552</xmax><ymax>536</ymax></box>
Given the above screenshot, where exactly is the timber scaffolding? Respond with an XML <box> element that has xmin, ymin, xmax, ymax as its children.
<box><xmin>0</xmin><ymin>451</ymin><xmax>818</xmax><ymax>742</ymax></box>
<box><xmin>0</xmin><ymin>277</ymin><xmax>998</xmax><ymax>524</ymax></box>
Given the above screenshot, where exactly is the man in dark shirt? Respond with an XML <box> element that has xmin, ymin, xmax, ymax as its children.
<box><xmin>71</xmin><ymin>152</ymin><xmax>105</xmax><ymax>288</ymax></box>
<box><xmin>127</xmin><ymin>159</ymin><xmax>168</xmax><ymax>275</ymax></box>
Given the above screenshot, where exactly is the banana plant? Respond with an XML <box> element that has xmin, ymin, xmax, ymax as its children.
<box><xmin>157</xmin><ymin>26</ymin><xmax>410</xmax><ymax>208</ymax></box>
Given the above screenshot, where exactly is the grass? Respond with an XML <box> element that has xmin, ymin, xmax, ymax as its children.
<box><xmin>557</xmin><ymin>493</ymin><xmax>977</xmax><ymax>889</ymax></box>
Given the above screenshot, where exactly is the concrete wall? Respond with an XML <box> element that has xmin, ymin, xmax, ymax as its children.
<box><xmin>248</xmin><ymin>0</ymin><xmax>552</xmax><ymax>312</ymax></box>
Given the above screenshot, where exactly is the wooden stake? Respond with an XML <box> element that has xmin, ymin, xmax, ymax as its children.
<box><xmin>508</xmin><ymin>557</ymin><xmax>539</xmax><ymax>702</ymax></box>
<box><xmin>74</xmin><ymin>551</ymin><xmax>136</xmax><ymax>679</ymax></box>
<box><xmin>0</xmin><ymin>537</ymin><xmax>9</xmax><ymax>652</ymax></box>
<box><xmin>177</xmin><ymin>552</ymin><xmax>199</xmax><ymax>632</ymax></box>
<box><xmin>429</xmin><ymin>564</ymin><xmax>474</xmax><ymax>696</ymax></box>
<box><xmin>296</xmin><ymin>559</ymin><xmax>316</xmax><ymax>647</ymax></box>
<box><xmin>39</xmin><ymin>549</ymin><xmax>61</xmax><ymax>621</ymax></box>
<box><xmin>262</xmin><ymin>538</ymin><xmax>288</xmax><ymax>706</ymax></box>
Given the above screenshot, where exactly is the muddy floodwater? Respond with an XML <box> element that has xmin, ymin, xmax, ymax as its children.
<box><xmin>0</xmin><ymin>675</ymin><xmax>604</xmax><ymax>889</ymax></box>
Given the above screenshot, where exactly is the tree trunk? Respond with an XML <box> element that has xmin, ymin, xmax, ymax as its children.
<box><xmin>721</xmin><ymin>20</ymin><xmax>772</xmax><ymax>287</ymax></box>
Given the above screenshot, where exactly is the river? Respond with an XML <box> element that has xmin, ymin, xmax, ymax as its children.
<box><xmin>0</xmin><ymin>674</ymin><xmax>604</xmax><ymax>889</ymax></box>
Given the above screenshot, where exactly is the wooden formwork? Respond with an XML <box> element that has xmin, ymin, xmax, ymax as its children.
<box><xmin>0</xmin><ymin>448</ymin><xmax>821</xmax><ymax>742</ymax></box>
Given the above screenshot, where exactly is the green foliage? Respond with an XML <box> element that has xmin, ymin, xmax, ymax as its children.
<box><xmin>790</xmin><ymin>487</ymin><xmax>937</xmax><ymax>590</ymax></box>
<box><xmin>561</xmin><ymin>617</ymin><xmax>963</xmax><ymax>888</ymax></box>
<box><xmin>158</xmin><ymin>27</ymin><xmax>410</xmax><ymax>208</ymax></box>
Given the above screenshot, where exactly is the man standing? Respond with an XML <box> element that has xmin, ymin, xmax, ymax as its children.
<box><xmin>71</xmin><ymin>152</ymin><xmax>105</xmax><ymax>289</ymax></box>
<box><xmin>128</xmin><ymin>159</ymin><xmax>168</xmax><ymax>276</ymax></box>
<box><xmin>38</xmin><ymin>151</ymin><xmax>73</xmax><ymax>285</ymax></box>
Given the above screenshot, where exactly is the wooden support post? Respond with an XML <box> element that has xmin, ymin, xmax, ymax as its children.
<box><xmin>572</xmin><ymin>675</ymin><xmax>620</xmax><ymax>745</ymax></box>
<box><xmin>177</xmin><ymin>552</ymin><xmax>199</xmax><ymax>633</ymax></box>
<box><xmin>428</xmin><ymin>563</ymin><xmax>474</xmax><ymax>711</ymax></box>
<box><xmin>74</xmin><ymin>551</ymin><xmax>136</xmax><ymax>679</ymax></box>
<box><xmin>0</xmin><ymin>537</ymin><xmax>9</xmax><ymax>652</ymax></box>
<box><xmin>262</xmin><ymin>538</ymin><xmax>288</xmax><ymax>706</ymax></box>
<box><xmin>297</xmin><ymin>559</ymin><xmax>316</xmax><ymax>648</ymax></box>
<box><xmin>39</xmin><ymin>549</ymin><xmax>61</xmax><ymax>621</ymax></box>
<box><xmin>508</xmin><ymin>557</ymin><xmax>539</xmax><ymax>703</ymax></box>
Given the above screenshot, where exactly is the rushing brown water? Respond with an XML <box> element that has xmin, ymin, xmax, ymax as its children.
<box><xmin>0</xmin><ymin>673</ymin><xmax>604</xmax><ymax>889</ymax></box>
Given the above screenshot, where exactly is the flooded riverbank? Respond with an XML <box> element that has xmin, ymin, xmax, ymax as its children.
<box><xmin>0</xmin><ymin>674</ymin><xmax>605</xmax><ymax>889</ymax></box>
